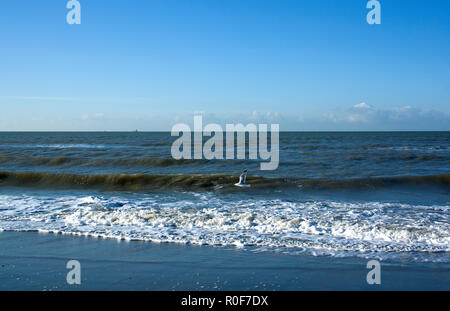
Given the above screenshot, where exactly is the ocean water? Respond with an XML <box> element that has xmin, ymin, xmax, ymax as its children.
<box><xmin>0</xmin><ymin>132</ymin><xmax>448</xmax><ymax>263</ymax></box>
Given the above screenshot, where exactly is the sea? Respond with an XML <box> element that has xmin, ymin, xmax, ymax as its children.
<box><xmin>0</xmin><ymin>131</ymin><xmax>448</xmax><ymax>263</ymax></box>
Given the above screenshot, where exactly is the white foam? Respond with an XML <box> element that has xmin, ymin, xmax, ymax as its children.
<box><xmin>0</xmin><ymin>193</ymin><xmax>448</xmax><ymax>262</ymax></box>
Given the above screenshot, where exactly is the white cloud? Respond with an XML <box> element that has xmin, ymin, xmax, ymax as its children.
<box><xmin>2</xmin><ymin>103</ymin><xmax>448</xmax><ymax>131</ymax></box>
<box><xmin>353</xmin><ymin>102</ymin><xmax>371</xmax><ymax>109</ymax></box>
<box><xmin>319</xmin><ymin>103</ymin><xmax>450</xmax><ymax>130</ymax></box>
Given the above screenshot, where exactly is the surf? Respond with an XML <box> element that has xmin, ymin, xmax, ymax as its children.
<box><xmin>0</xmin><ymin>170</ymin><xmax>448</xmax><ymax>191</ymax></box>
<box><xmin>0</xmin><ymin>192</ymin><xmax>448</xmax><ymax>262</ymax></box>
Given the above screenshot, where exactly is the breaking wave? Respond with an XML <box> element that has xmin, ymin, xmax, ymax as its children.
<box><xmin>0</xmin><ymin>171</ymin><xmax>449</xmax><ymax>191</ymax></box>
<box><xmin>0</xmin><ymin>193</ymin><xmax>448</xmax><ymax>261</ymax></box>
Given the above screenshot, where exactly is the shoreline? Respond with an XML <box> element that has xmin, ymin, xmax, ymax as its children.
<box><xmin>0</xmin><ymin>231</ymin><xmax>448</xmax><ymax>290</ymax></box>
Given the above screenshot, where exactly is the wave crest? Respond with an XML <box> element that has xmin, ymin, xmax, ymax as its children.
<box><xmin>0</xmin><ymin>171</ymin><xmax>448</xmax><ymax>191</ymax></box>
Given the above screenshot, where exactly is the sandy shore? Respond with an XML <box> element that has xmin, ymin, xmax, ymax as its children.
<box><xmin>0</xmin><ymin>231</ymin><xmax>448</xmax><ymax>290</ymax></box>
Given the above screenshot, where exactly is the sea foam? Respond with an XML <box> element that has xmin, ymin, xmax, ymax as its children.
<box><xmin>0</xmin><ymin>192</ymin><xmax>448</xmax><ymax>262</ymax></box>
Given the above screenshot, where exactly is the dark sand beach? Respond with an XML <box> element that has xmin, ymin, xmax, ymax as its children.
<box><xmin>1</xmin><ymin>231</ymin><xmax>448</xmax><ymax>291</ymax></box>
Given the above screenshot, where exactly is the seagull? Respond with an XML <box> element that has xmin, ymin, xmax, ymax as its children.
<box><xmin>235</xmin><ymin>169</ymin><xmax>250</xmax><ymax>187</ymax></box>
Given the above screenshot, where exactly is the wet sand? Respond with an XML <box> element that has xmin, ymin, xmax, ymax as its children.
<box><xmin>0</xmin><ymin>231</ymin><xmax>448</xmax><ymax>290</ymax></box>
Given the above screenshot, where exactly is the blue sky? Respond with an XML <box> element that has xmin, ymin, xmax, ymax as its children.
<box><xmin>0</xmin><ymin>0</ymin><xmax>449</xmax><ymax>131</ymax></box>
